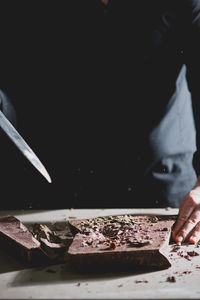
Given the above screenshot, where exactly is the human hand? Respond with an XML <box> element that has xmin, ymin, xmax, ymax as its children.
<box><xmin>172</xmin><ymin>176</ymin><xmax>200</xmax><ymax>244</ymax></box>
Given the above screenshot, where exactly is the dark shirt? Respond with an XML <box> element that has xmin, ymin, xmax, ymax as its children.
<box><xmin>0</xmin><ymin>0</ymin><xmax>200</xmax><ymax>209</ymax></box>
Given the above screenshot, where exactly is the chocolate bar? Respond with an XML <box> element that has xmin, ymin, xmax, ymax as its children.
<box><xmin>67</xmin><ymin>214</ymin><xmax>176</xmax><ymax>269</ymax></box>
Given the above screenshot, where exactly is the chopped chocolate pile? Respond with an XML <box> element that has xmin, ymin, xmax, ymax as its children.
<box><xmin>67</xmin><ymin>214</ymin><xmax>176</xmax><ymax>269</ymax></box>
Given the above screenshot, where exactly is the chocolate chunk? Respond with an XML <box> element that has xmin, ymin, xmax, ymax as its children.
<box><xmin>0</xmin><ymin>216</ymin><xmax>73</xmax><ymax>266</ymax></box>
<box><xmin>0</xmin><ymin>216</ymin><xmax>45</xmax><ymax>265</ymax></box>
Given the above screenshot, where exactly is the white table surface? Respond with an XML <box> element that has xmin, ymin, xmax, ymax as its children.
<box><xmin>1</xmin><ymin>208</ymin><xmax>200</xmax><ymax>300</ymax></box>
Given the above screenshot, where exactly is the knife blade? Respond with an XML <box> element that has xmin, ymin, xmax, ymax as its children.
<box><xmin>0</xmin><ymin>110</ymin><xmax>52</xmax><ymax>183</ymax></box>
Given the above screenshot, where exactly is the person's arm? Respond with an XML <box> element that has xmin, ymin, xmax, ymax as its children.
<box><xmin>172</xmin><ymin>0</ymin><xmax>200</xmax><ymax>244</ymax></box>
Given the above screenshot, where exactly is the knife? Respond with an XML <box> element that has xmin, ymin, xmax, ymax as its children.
<box><xmin>0</xmin><ymin>110</ymin><xmax>52</xmax><ymax>183</ymax></box>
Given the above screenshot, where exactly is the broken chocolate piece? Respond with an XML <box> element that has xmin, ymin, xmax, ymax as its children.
<box><xmin>30</xmin><ymin>222</ymin><xmax>73</xmax><ymax>260</ymax></box>
<box><xmin>31</xmin><ymin>223</ymin><xmax>66</xmax><ymax>259</ymax></box>
<box><xmin>0</xmin><ymin>216</ymin><xmax>46</xmax><ymax>265</ymax></box>
<box><xmin>67</xmin><ymin>214</ymin><xmax>176</xmax><ymax>269</ymax></box>
<box><xmin>31</xmin><ymin>223</ymin><xmax>61</xmax><ymax>244</ymax></box>
<box><xmin>0</xmin><ymin>216</ymin><xmax>73</xmax><ymax>266</ymax></box>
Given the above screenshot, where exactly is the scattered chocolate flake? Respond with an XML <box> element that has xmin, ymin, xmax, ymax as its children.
<box><xmin>150</xmin><ymin>216</ymin><xmax>159</xmax><ymax>223</ymax></box>
<box><xmin>196</xmin><ymin>265</ymin><xmax>200</xmax><ymax>269</ymax></box>
<box><xmin>166</xmin><ymin>276</ymin><xmax>176</xmax><ymax>283</ymax></box>
<box><xmin>135</xmin><ymin>280</ymin><xmax>148</xmax><ymax>283</ymax></box>
<box><xmin>118</xmin><ymin>284</ymin><xmax>123</xmax><ymax>288</ymax></box>
<box><xmin>171</xmin><ymin>245</ymin><xmax>181</xmax><ymax>252</ymax></box>
<box><xmin>174</xmin><ymin>270</ymin><xmax>192</xmax><ymax>277</ymax></box>
<box><xmin>182</xmin><ymin>271</ymin><xmax>192</xmax><ymax>274</ymax></box>
<box><xmin>162</xmin><ymin>227</ymin><xmax>168</xmax><ymax>231</ymax></box>
<box><xmin>127</xmin><ymin>239</ymin><xmax>151</xmax><ymax>248</ymax></box>
<box><xmin>187</xmin><ymin>251</ymin><xmax>199</xmax><ymax>257</ymax></box>
<box><xmin>76</xmin><ymin>282</ymin><xmax>81</xmax><ymax>286</ymax></box>
<box><xmin>176</xmin><ymin>249</ymin><xmax>192</xmax><ymax>261</ymax></box>
<box><xmin>184</xmin><ymin>255</ymin><xmax>192</xmax><ymax>261</ymax></box>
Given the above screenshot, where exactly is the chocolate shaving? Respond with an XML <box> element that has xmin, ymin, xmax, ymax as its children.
<box><xmin>167</xmin><ymin>276</ymin><xmax>176</xmax><ymax>282</ymax></box>
<box><xmin>187</xmin><ymin>251</ymin><xmax>199</xmax><ymax>257</ymax></box>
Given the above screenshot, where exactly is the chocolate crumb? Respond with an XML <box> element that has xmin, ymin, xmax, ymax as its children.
<box><xmin>171</xmin><ymin>245</ymin><xmax>181</xmax><ymax>252</ymax></box>
<box><xmin>182</xmin><ymin>271</ymin><xmax>192</xmax><ymax>274</ymax></box>
<box><xmin>184</xmin><ymin>255</ymin><xmax>192</xmax><ymax>261</ymax></box>
<box><xmin>118</xmin><ymin>284</ymin><xmax>123</xmax><ymax>287</ymax></box>
<box><xmin>187</xmin><ymin>251</ymin><xmax>199</xmax><ymax>257</ymax></box>
<box><xmin>76</xmin><ymin>282</ymin><xmax>81</xmax><ymax>286</ymax></box>
<box><xmin>166</xmin><ymin>276</ymin><xmax>176</xmax><ymax>282</ymax></box>
<box><xmin>196</xmin><ymin>265</ymin><xmax>200</xmax><ymax>269</ymax></box>
<box><xmin>162</xmin><ymin>227</ymin><xmax>168</xmax><ymax>231</ymax></box>
<box><xmin>135</xmin><ymin>280</ymin><xmax>148</xmax><ymax>283</ymax></box>
<box><xmin>150</xmin><ymin>217</ymin><xmax>159</xmax><ymax>223</ymax></box>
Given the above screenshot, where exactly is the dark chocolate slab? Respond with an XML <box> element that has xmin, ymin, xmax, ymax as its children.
<box><xmin>67</xmin><ymin>215</ymin><xmax>176</xmax><ymax>269</ymax></box>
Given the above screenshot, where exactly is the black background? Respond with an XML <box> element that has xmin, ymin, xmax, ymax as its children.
<box><xmin>0</xmin><ymin>0</ymin><xmax>198</xmax><ymax>210</ymax></box>
<box><xmin>0</xmin><ymin>0</ymin><xmax>143</xmax><ymax>209</ymax></box>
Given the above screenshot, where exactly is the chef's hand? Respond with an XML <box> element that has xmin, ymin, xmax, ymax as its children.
<box><xmin>172</xmin><ymin>176</ymin><xmax>200</xmax><ymax>244</ymax></box>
